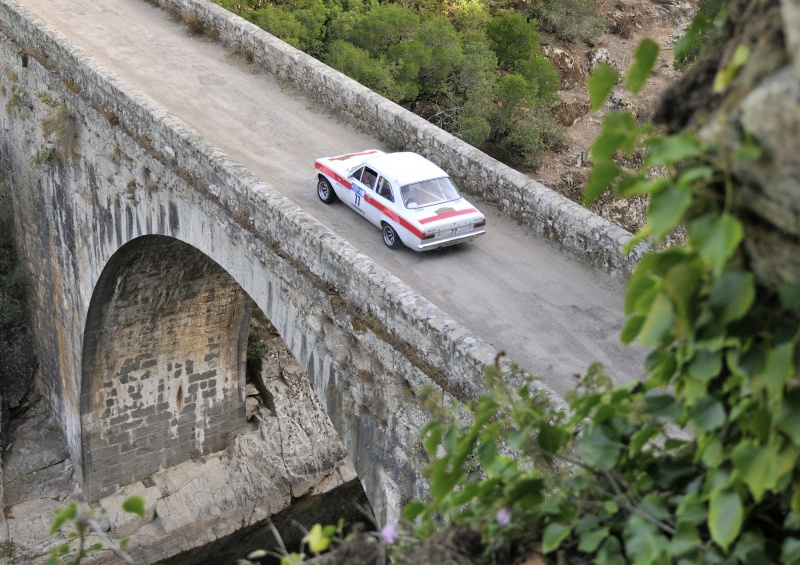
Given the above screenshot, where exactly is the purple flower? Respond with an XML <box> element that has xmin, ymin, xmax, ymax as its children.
<box><xmin>496</xmin><ymin>508</ymin><xmax>512</xmax><ymax>526</ymax></box>
<box><xmin>381</xmin><ymin>523</ymin><xmax>398</xmax><ymax>544</ymax></box>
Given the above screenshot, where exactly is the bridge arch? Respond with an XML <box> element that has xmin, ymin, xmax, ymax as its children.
<box><xmin>80</xmin><ymin>235</ymin><xmax>251</xmax><ymax>500</ymax></box>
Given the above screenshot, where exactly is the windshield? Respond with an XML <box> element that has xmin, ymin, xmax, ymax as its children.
<box><xmin>400</xmin><ymin>177</ymin><xmax>461</xmax><ymax>209</ymax></box>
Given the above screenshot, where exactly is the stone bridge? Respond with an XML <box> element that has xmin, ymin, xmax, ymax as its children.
<box><xmin>0</xmin><ymin>0</ymin><xmax>642</xmax><ymax>559</ymax></box>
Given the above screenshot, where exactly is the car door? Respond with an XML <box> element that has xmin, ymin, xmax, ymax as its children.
<box><xmin>348</xmin><ymin>165</ymin><xmax>378</xmax><ymax>219</ymax></box>
<box><xmin>365</xmin><ymin>175</ymin><xmax>396</xmax><ymax>227</ymax></box>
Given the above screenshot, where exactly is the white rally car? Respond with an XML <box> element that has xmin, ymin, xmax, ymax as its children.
<box><xmin>314</xmin><ymin>150</ymin><xmax>486</xmax><ymax>251</ymax></box>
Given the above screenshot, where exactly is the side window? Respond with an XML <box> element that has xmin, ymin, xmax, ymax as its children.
<box><xmin>376</xmin><ymin>177</ymin><xmax>394</xmax><ymax>202</ymax></box>
<box><xmin>359</xmin><ymin>167</ymin><xmax>378</xmax><ymax>189</ymax></box>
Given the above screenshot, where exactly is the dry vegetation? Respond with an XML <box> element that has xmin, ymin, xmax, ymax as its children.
<box><xmin>537</xmin><ymin>0</ymin><xmax>695</xmax><ymax>238</ymax></box>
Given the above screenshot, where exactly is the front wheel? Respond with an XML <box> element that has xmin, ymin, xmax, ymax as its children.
<box><xmin>382</xmin><ymin>223</ymin><xmax>402</xmax><ymax>250</ymax></box>
<box><xmin>317</xmin><ymin>177</ymin><xmax>337</xmax><ymax>204</ymax></box>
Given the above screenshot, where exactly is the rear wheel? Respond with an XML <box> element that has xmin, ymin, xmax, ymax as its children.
<box><xmin>317</xmin><ymin>177</ymin><xmax>337</xmax><ymax>204</ymax></box>
<box><xmin>382</xmin><ymin>223</ymin><xmax>402</xmax><ymax>249</ymax></box>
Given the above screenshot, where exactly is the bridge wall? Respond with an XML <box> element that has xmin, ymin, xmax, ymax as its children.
<box><xmin>81</xmin><ymin>236</ymin><xmax>250</xmax><ymax>499</ymax></box>
<box><xmin>0</xmin><ymin>0</ymin><xmax>518</xmax><ymax>521</ymax></box>
<box><xmin>157</xmin><ymin>0</ymin><xmax>647</xmax><ymax>277</ymax></box>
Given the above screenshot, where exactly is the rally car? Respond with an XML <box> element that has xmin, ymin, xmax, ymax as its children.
<box><xmin>314</xmin><ymin>150</ymin><xmax>486</xmax><ymax>251</ymax></box>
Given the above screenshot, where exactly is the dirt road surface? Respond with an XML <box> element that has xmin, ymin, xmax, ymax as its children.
<box><xmin>18</xmin><ymin>0</ymin><xmax>646</xmax><ymax>396</ymax></box>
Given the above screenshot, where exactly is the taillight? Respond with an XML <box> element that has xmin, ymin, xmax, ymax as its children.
<box><xmin>474</xmin><ymin>218</ymin><xmax>486</xmax><ymax>228</ymax></box>
<box><xmin>422</xmin><ymin>232</ymin><xmax>435</xmax><ymax>240</ymax></box>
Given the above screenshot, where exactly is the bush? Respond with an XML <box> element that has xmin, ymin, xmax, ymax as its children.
<box><xmin>349</xmin><ymin>4</ymin><xmax>420</xmax><ymax>56</ymax></box>
<box><xmin>323</xmin><ymin>40</ymin><xmax>405</xmax><ymax>101</ymax></box>
<box><xmin>245</xmin><ymin>0</ymin><xmax>328</xmax><ymax>56</ymax></box>
<box><xmin>523</xmin><ymin>0</ymin><xmax>604</xmax><ymax>45</ymax></box>
<box><xmin>674</xmin><ymin>0</ymin><xmax>730</xmax><ymax>70</ymax></box>
<box><xmin>486</xmin><ymin>13</ymin><xmax>540</xmax><ymax>74</ymax></box>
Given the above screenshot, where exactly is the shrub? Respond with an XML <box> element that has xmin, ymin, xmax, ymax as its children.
<box><xmin>523</xmin><ymin>0</ymin><xmax>604</xmax><ymax>45</ymax></box>
<box><xmin>323</xmin><ymin>40</ymin><xmax>405</xmax><ymax>101</ymax></box>
<box><xmin>349</xmin><ymin>4</ymin><xmax>420</xmax><ymax>56</ymax></box>
<box><xmin>674</xmin><ymin>0</ymin><xmax>730</xmax><ymax>70</ymax></box>
<box><xmin>486</xmin><ymin>13</ymin><xmax>540</xmax><ymax>74</ymax></box>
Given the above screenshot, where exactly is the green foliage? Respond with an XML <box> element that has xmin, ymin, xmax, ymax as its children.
<box><xmin>246</xmin><ymin>0</ymin><xmax>328</xmax><ymax>56</ymax></box>
<box><xmin>324</xmin><ymin>40</ymin><xmax>405</xmax><ymax>100</ymax></box>
<box><xmin>523</xmin><ymin>0</ymin><xmax>605</xmax><ymax>45</ymax></box>
<box><xmin>239</xmin><ymin>519</ymin><xmax>349</xmax><ymax>564</ymax></box>
<box><xmin>29</xmin><ymin>142</ymin><xmax>57</xmax><ymax>170</ymax></box>
<box><xmin>486</xmin><ymin>13</ymin><xmax>540</xmax><ymax>74</ymax></box>
<box><xmin>216</xmin><ymin>0</ymin><xmax>561</xmax><ymax>168</ymax></box>
<box><xmin>247</xmin><ymin>328</ymin><xmax>271</xmax><ymax>362</ymax></box>
<box><xmin>674</xmin><ymin>0</ymin><xmax>730</xmax><ymax>70</ymax></box>
<box><xmin>403</xmin><ymin>35</ymin><xmax>800</xmax><ymax>565</ymax></box>
<box><xmin>48</xmin><ymin>497</ymin><xmax>143</xmax><ymax>564</ymax></box>
<box><xmin>349</xmin><ymin>4</ymin><xmax>419</xmax><ymax>55</ymax></box>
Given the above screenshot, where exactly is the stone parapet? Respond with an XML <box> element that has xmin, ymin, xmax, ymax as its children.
<box><xmin>155</xmin><ymin>0</ymin><xmax>646</xmax><ymax>278</ymax></box>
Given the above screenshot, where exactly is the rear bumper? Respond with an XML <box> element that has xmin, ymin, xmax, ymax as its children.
<box><xmin>416</xmin><ymin>228</ymin><xmax>486</xmax><ymax>251</ymax></box>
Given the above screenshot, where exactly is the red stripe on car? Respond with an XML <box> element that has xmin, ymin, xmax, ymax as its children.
<box><xmin>419</xmin><ymin>208</ymin><xmax>479</xmax><ymax>224</ymax></box>
<box><xmin>316</xmin><ymin>161</ymin><xmax>425</xmax><ymax>239</ymax></box>
<box><xmin>315</xmin><ymin>162</ymin><xmax>352</xmax><ymax>189</ymax></box>
<box><xmin>366</xmin><ymin>196</ymin><xmax>425</xmax><ymax>238</ymax></box>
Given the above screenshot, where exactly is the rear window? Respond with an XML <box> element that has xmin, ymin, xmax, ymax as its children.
<box><xmin>400</xmin><ymin>177</ymin><xmax>461</xmax><ymax>209</ymax></box>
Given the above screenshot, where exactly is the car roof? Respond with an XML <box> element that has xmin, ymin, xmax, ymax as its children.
<box><xmin>365</xmin><ymin>152</ymin><xmax>448</xmax><ymax>187</ymax></box>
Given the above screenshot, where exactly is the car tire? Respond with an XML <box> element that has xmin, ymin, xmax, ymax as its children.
<box><xmin>317</xmin><ymin>177</ymin><xmax>337</xmax><ymax>204</ymax></box>
<box><xmin>382</xmin><ymin>223</ymin><xmax>402</xmax><ymax>250</ymax></box>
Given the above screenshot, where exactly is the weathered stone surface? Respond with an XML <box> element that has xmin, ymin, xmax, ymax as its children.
<box><xmin>656</xmin><ymin>0</ymin><xmax>800</xmax><ymax>290</ymax></box>
<box><xmin>98</xmin><ymin>481</ymin><xmax>160</xmax><ymax>537</ymax></box>
<box><xmin>1</xmin><ymin>376</ymin><xmax>359</xmax><ymax>564</ymax></box>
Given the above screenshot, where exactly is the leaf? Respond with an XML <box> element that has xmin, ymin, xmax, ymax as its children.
<box><xmin>50</xmin><ymin>502</ymin><xmax>78</xmax><ymax>534</ymax></box>
<box><xmin>122</xmin><ymin>495</ymin><xmax>146</xmax><ymax>518</ymax></box>
<box><xmin>629</xmin><ymin>426</ymin><xmax>658</xmax><ymax>458</ymax></box>
<box><xmin>595</xmin><ymin>536</ymin><xmax>625</xmax><ymax>565</ymax></box>
<box><xmin>542</xmin><ymin>523</ymin><xmax>572</xmax><ymax>553</ymax></box>
<box><xmin>591</xmin><ymin>111</ymin><xmax>638</xmax><ymax>161</ymax></box>
<box><xmin>647</xmin><ymin>182</ymin><xmax>692</xmax><ymax>242</ymax></box>
<box><xmin>424</xmin><ymin>425</ymin><xmax>443</xmax><ymax>455</ymax></box>
<box><xmin>779</xmin><ymin>284</ymin><xmax>800</xmax><ymax>310</ymax></box>
<box><xmin>579</xmin><ymin>526</ymin><xmax>610</xmax><ymax>552</ymax></box>
<box><xmin>663</xmin><ymin>260</ymin><xmax>702</xmax><ymax>336</ymax></box>
<box><xmin>782</xmin><ymin>537</ymin><xmax>800</xmax><ymax>565</ymax></box>
<box><xmin>688</xmin><ymin>214</ymin><xmax>744</xmax><ymax>273</ymax></box>
<box><xmin>688</xmin><ymin>394</ymin><xmax>726</xmax><ymax>434</ymax></box>
<box><xmin>714</xmin><ymin>44</ymin><xmax>750</xmax><ymax>93</ymax></box>
<box><xmin>674</xmin><ymin>10</ymin><xmax>710</xmax><ymax>60</ymax></box>
<box><xmin>732</xmin><ymin>441</ymin><xmax>777</xmax><ymax>502</ymax></box>
<box><xmin>708</xmin><ymin>490</ymin><xmax>744</xmax><ymax>551</ymax></box>
<box><xmin>778</xmin><ymin>390</ymin><xmax>800</xmax><ymax>446</ymax></box>
<box><xmin>623</xmin><ymin>515</ymin><xmax>669</xmax><ymax>565</ymax></box>
<box><xmin>403</xmin><ymin>501</ymin><xmax>426</xmax><ymax>522</ymax></box>
<box><xmin>304</xmin><ymin>523</ymin><xmax>331</xmax><ymax>554</ymax></box>
<box><xmin>689</xmin><ymin>350</ymin><xmax>722</xmax><ymax>383</ymax></box>
<box><xmin>578</xmin><ymin>426</ymin><xmax>620</xmax><ymax>470</ymax></box>
<box><xmin>672</xmin><ymin>520</ymin><xmax>701</xmax><ymax>556</ymax></box>
<box><xmin>627</xmin><ymin>38</ymin><xmax>659</xmax><ymax>95</ymax></box>
<box><xmin>637</xmin><ymin>293</ymin><xmax>674</xmax><ymax>348</ymax></box>
<box><xmin>585</xmin><ymin>161</ymin><xmax>621</xmax><ymax>204</ymax></box>
<box><xmin>762</xmin><ymin>341</ymin><xmax>795</xmax><ymax>404</ymax></box>
<box><xmin>735</xmin><ymin>131</ymin><xmax>763</xmax><ymax>161</ymax></box>
<box><xmin>506</xmin><ymin>477</ymin><xmax>545</xmax><ymax>507</ymax></box>
<box><xmin>587</xmin><ymin>63</ymin><xmax>619</xmax><ymax>111</ymax></box>
<box><xmin>645</xmin><ymin>133</ymin><xmax>702</xmax><ymax>166</ymax></box>
<box><xmin>709</xmin><ymin>269</ymin><xmax>755</xmax><ymax>323</ymax></box>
